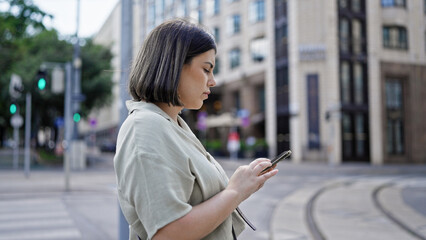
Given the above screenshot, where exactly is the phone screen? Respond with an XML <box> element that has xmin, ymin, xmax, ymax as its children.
<box><xmin>260</xmin><ymin>150</ymin><xmax>291</xmax><ymax>175</ymax></box>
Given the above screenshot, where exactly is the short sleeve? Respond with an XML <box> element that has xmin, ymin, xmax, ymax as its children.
<box><xmin>132</xmin><ymin>153</ymin><xmax>194</xmax><ymax>239</ymax></box>
<box><xmin>116</xmin><ymin>113</ymin><xmax>196</xmax><ymax>239</ymax></box>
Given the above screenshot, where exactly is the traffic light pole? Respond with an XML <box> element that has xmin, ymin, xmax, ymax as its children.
<box><xmin>13</xmin><ymin>121</ymin><xmax>19</xmax><ymax>169</ymax></box>
<box><xmin>119</xmin><ymin>0</ymin><xmax>132</xmax><ymax>238</ymax></box>
<box><xmin>24</xmin><ymin>93</ymin><xmax>31</xmax><ymax>178</ymax></box>
<box><xmin>72</xmin><ymin>0</ymin><xmax>81</xmax><ymax>140</ymax></box>
<box><xmin>64</xmin><ymin>62</ymin><xmax>73</xmax><ymax>191</ymax></box>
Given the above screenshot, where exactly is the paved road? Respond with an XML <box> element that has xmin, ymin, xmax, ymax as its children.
<box><xmin>1</xmin><ymin>153</ymin><xmax>425</xmax><ymax>240</ymax></box>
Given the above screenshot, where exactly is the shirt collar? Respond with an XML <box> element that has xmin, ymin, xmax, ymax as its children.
<box><xmin>126</xmin><ymin>100</ymin><xmax>172</xmax><ymax>121</ymax></box>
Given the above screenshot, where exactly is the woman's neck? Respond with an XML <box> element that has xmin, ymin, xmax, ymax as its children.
<box><xmin>154</xmin><ymin>102</ymin><xmax>183</xmax><ymax>123</ymax></box>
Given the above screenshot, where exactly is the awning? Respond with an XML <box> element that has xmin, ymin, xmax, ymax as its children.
<box><xmin>205</xmin><ymin>112</ymin><xmax>241</xmax><ymax>128</ymax></box>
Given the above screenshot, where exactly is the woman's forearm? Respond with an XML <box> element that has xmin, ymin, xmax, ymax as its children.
<box><xmin>153</xmin><ymin>188</ymin><xmax>241</xmax><ymax>240</ymax></box>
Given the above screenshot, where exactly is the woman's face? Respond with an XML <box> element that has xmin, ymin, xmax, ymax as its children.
<box><xmin>178</xmin><ymin>49</ymin><xmax>216</xmax><ymax>109</ymax></box>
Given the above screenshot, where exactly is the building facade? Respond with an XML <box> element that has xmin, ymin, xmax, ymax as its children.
<box><xmin>85</xmin><ymin>0</ymin><xmax>426</xmax><ymax>164</ymax></box>
<box><xmin>288</xmin><ymin>0</ymin><xmax>426</xmax><ymax>164</ymax></box>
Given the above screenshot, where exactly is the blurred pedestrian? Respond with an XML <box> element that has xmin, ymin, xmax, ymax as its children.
<box><xmin>113</xmin><ymin>18</ymin><xmax>278</xmax><ymax>240</ymax></box>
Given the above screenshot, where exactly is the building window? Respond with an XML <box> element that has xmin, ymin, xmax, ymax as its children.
<box><xmin>275</xmin><ymin>24</ymin><xmax>288</xmax><ymax>58</ymax></box>
<box><xmin>352</xmin><ymin>0</ymin><xmax>362</xmax><ymax>12</ymax></box>
<box><xmin>355</xmin><ymin>114</ymin><xmax>366</xmax><ymax>157</ymax></box>
<box><xmin>341</xmin><ymin>61</ymin><xmax>351</xmax><ymax>103</ymax></box>
<box><xmin>352</xmin><ymin>19</ymin><xmax>362</xmax><ymax>54</ymax></box>
<box><xmin>147</xmin><ymin>3</ymin><xmax>156</xmax><ymax>32</ymax></box>
<box><xmin>385</xmin><ymin>79</ymin><xmax>404</xmax><ymax>155</ymax></box>
<box><xmin>275</xmin><ymin>0</ymin><xmax>287</xmax><ymax>20</ymax></box>
<box><xmin>229</xmin><ymin>48</ymin><xmax>241</xmax><ymax>69</ymax></box>
<box><xmin>227</xmin><ymin>14</ymin><xmax>241</xmax><ymax>35</ymax></box>
<box><xmin>258</xmin><ymin>85</ymin><xmax>265</xmax><ymax>112</ymax></box>
<box><xmin>382</xmin><ymin>0</ymin><xmax>406</xmax><ymax>7</ymax></box>
<box><xmin>343</xmin><ymin>113</ymin><xmax>353</xmax><ymax>158</ymax></box>
<box><xmin>190</xmin><ymin>0</ymin><xmax>201</xmax><ymax>9</ymax></box>
<box><xmin>276</xmin><ymin>67</ymin><xmax>289</xmax><ymax>108</ymax></box>
<box><xmin>176</xmin><ymin>0</ymin><xmax>188</xmax><ymax>17</ymax></box>
<box><xmin>190</xmin><ymin>10</ymin><xmax>200</xmax><ymax>23</ymax></box>
<box><xmin>213</xmin><ymin>27</ymin><xmax>220</xmax><ymax>43</ymax></box>
<box><xmin>214</xmin><ymin>0</ymin><xmax>220</xmax><ymax>15</ymax></box>
<box><xmin>234</xmin><ymin>91</ymin><xmax>241</xmax><ymax>110</ymax></box>
<box><xmin>340</xmin><ymin>18</ymin><xmax>350</xmax><ymax>53</ymax></box>
<box><xmin>353</xmin><ymin>63</ymin><xmax>364</xmax><ymax>104</ymax></box>
<box><xmin>249</xmin><ymin>0</ymin><xmax>265</xmax><ymax>23</ymax></box>
<box><xmin>155</xmin><ymin>0</ymin><xmax>165</xmax><ymax>25</ymax></box>
<box><xmin>205</xmin><ymin>0</ymin><xmax>219</xmax><ymax>16</ymax></box>
<box><xmin>307</xmin><ymin>74</ymin><xmax>321</xmax><ymax>149</ymax></box>
<box><xmin>250</xmin><ymin>37</ymin><xmax>267</xmax><ymax>62</ymax></box>
<box><xmin>339</xmin><ymin>0</ymin><xmax>348</xmax><ymax>9</ymax></box>
<box><xmin>213</xmin><ymin>58</ymin><xmax>220</xmax><ymax>75</ymax></box>
<box><xmin>383</xmin><ymin>26</ymin><xmax>408</xmax><ymax>50</ymax></box>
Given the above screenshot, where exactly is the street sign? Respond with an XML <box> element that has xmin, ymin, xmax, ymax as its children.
<box><xmin>89</xmin><ymin>118</ymin><xmax>97</xmax><ymax>128</ymax></box>
<box><xmin>52</xmin><ymin>67</ymin><xmax>64</xmax><ymax>93</ymax></box>
<box><xmin>55</xmin><ymin>117</ymin><xmax>64</xmax><ymax>127</ymax></box>
<box><xmin>9</xmin><ymin>74</ymin><xmax>23</xmax><ymax>99</ymax></box>
<box><xmin>11</xmin><ymin>114</ymin><xmax>24</xmax><ymax>128</ymax></box>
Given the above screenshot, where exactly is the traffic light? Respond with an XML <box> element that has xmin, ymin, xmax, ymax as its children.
<box><xmin>36</xmin><ymin>70</ymin><xmax>47</xmax><ymax>90</ymax></box>
<box><xmin>73</xmin><ymin>113</ymin><xmax>81</xmax><ymax>122</ymax></box>
<box><xmin>10</xmin><ymin>103</ymin><xmax>17</xmax><ymax>115</ymax></box>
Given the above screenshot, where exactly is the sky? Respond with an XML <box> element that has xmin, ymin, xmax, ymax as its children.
<box><xmin>32</xmin><ymin>0</ymin><xmax>119</xmax><ymax>38</ymax></box>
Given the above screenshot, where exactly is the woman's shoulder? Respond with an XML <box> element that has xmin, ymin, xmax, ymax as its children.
<box><xmin>123</xmin><ymin>110</ymin><xmax>172</xmax><ymax>138</ymax></box>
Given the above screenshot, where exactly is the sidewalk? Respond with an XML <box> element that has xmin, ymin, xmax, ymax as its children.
<box><xmin>0</xmin><ymin>166</ymin><xmax>118</xmax><ymax>240</ymax></box>
<box><xmin>271</xmin><ymin>170</ymin><xmax>426</xmax><ymax>240</ymax></box>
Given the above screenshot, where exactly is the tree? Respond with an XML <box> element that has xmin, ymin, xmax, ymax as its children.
<box><xmin>80</xmin><ymin>39</ymin><xmax>114</xmax><ymax>117</ymax></box>
<box><xmin>0</xmin><ymin>0</ymin><xmax>113</xmax><ymax>147</ymax></box>
<box><xmin>0</xmin><ymin>0</ymin><xmax>52</xmax><ymax>146</ymax></box>
<box><xmin>12</xmin><ymin>30</ymin><xmax>114</xmax><ymax>146</ymax></box>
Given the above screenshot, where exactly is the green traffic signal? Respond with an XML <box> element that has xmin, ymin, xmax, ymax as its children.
<box><xmin>38</xmin><ymin>78</ymin><xmax>46</xmax><ymax>90</ymax></box>
<box><xmin>10</xmin><ymin>103</ymin><xmax>17</xmax><ymax>114</ymax></box>
<box><xmin>36</xmin><ymin>70</ymin><xmax>47</xmax><ymax>91</ymax></box>
<box><xmin>73</xmin><ymin>113</ymin><xmax>81</xmax><ymax>122</ymax></box>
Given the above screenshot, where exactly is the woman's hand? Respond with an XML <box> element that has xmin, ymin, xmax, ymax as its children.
<box><xmin>226</xmin><ymin>158</ymin><xmax>278</xmax><ymax>203</ymax></box>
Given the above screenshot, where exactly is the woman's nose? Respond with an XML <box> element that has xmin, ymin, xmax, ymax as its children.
<box><xmin>208</xmin><ymin>76</ymin><xmax>216</xmax><ymax>87</ymax></box>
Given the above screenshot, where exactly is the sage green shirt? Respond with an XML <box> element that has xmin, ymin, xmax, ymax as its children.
<box><xmin>114</xmin><ymin>101</ymin><xmax>245</xmax><ymax>240</ymax></box>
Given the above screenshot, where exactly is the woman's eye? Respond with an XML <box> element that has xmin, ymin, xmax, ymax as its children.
<box><xmin>204</xmin><ymin>69</ymin><xmax>211</xmax><ymax>73</ymax></box>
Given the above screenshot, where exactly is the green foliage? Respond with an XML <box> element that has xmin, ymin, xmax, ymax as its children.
<box><xmin>0</xmin><ymin>0</ymin><xmax>113</xmax><ymax>145</ymax></box>
<box><xmin>0</xmin><ymin>0</ymin><xmax>52</xmax><ymax>130</ymax></box>
<box><xmin>254</xmin><ymin>138</ymin><xmax>268</xmax><ymax>150</ymax></box>
<box><xmin>37</xmin><ymin>148</ymin><xmax>63</xmax><ymax>166</ymax></box>
<box><xmin>80</xmin><ymin>39</ymin><xmax>113</xmax><ymax>116</ymax></box>
<box><xmin>206</xmin><ymin>139</ymin><xmax>223</xmax><ymax>151</ymax></box>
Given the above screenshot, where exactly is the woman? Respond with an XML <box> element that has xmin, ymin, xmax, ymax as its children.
<box><xmin>114</xmin><ymin>18</ymin><xmax>278</xmax><ymax>240</ymax></box>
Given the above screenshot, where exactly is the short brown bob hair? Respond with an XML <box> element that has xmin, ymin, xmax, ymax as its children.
<box><xmin>128</xmin><ymin>18</ymin><xmax>217</xmax><ymax>106</ymax></box>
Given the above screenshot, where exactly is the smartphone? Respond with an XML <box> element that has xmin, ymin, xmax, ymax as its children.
<box><xmin>260</xmin><ymin>150</ymin><xmax>292</xmax><ymax>175</ymax></box>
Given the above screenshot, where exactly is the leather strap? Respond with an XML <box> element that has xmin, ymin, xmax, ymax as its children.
<box><xmin>236</xmin><ymin>207</ymin><xmax>256</xmax><ymax>231</ymax></box>
<box><xmin>232</xmin><ymin>226</ymin><xmax>237</xmax><ymax>240</ymax></box>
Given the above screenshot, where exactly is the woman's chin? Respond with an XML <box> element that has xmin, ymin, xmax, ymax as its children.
<box><xmin>188</xmin><ymin>102</ymin><xmax>204</xmax><ymax>110</ymax></box>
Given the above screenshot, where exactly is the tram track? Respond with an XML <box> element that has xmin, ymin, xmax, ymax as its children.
<box><xmin>372</xmin><ymin>182</ymin><xmax>426</xmax><ymax>240</ymax></box>
<box><xmin>305</xmin><ymin>178</ymin><xmax>426</xmax><ymax>240</ymax></box>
